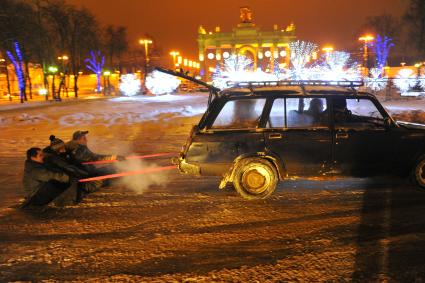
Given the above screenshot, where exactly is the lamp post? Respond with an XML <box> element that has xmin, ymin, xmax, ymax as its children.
<box><xmin>169</xmin><ymin>51</ymin><xmax>180</xmax><ymax>69</ymax></box>
<box><xmin>48</xmin><ymin>66</ymin><xmax>58</xmax><ymax>100</ymax></box>
<box><xmin>139</xmin><ymin>39</ymin><xmax>153</xmax><ymax>86</ymax></box>
<box><xmin>103</xmin><ymin>70</ymin><xmax>111</xmax><ymax>95</ymax></box>
<box><xmin>322</xmin><ymin>46</ymin><xmax>334</xmax><ymax>61</ymax></box>
<box><xmin>58</xmin><ymin>55</ymin><xmax>69</xmax><ymax>97</ymax></box>
<box><xmin>359</xmin><ymin>35</ymin><xmax>375</xmax><ymax>75</ymax></box>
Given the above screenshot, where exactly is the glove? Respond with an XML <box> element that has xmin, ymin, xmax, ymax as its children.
<box><xmin>116</xmin><ymin>155</ymin><xmax>126</xmax><ymax>161</ymax></box>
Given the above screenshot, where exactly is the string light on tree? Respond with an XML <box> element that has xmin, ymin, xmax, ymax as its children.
<box><xmin>85</xmin><ymin>51</ymin><xmax>105</xmax><ymax>93</ymax></box>
<box><xmin>374</xmin><ymin>35</ymin><xmax>394</xmax><ymax>70</ymax></box>
<box><xmin>394</xmin><ymin>68</ymin><xmax>416</xmax><ymax>95</ymax></box>
<box><xmin>365</xmin><ymin>68</ymin><xmax>388</xmax><ymax>92</ymax></box>
<box><xmin>317</xmin><ymin>51</ymin><xmax>360</xmax><ymax>81</ymax></box>
<box><xmin>6</xmin><ymin>41</ymin><xmax>25</xmax><ymax>103</ymax></box>
<box><xmin>212</xmin><ymin>55</ymin><xmax>277</xmax><ymax>90</ymax></box>
<box><xmin>289</xmin><ymin>40</ymin><xmax>318</xmax><ymax>79</ymax></box>
<box><xmin>145</xmin><ymin>70</ymin><xmax>180</xmax><ymax>95</ymax></box>
<box><xmin>119</xmin><ymin>74</ymin><xmax>141</xmax><ymax>96</ymax></box>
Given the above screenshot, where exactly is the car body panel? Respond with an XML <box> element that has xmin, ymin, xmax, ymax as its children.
<box><xmin>178</xmin><ymin>86</ymin><xmax>425</xmax><ymax>181</ymax></box>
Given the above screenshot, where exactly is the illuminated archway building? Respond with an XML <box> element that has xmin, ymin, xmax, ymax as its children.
<box><xmin>198</xmin><ymin>7</ymin><xmax>297</xmax><ymax>80</ymax></box>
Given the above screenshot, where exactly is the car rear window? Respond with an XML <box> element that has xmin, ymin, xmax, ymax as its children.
<box><xmin>267</xmin><ymin>98</ymin><xmax>328</xmax><ymax>128</ymax></box>
<box><xmin>211</xmin><ymin>98</ymin><xmax>266</xmax><ymax>129</ymax></box>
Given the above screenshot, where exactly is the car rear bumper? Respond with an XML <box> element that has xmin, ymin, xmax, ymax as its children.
<box><xmin>173</xmin><ymin>156</ymin><xmax>201</xmax><ymax>176</ymax></box>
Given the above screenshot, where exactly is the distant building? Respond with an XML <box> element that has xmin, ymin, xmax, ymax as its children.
<box><xmin>198</xmin><ymin>7</ymin><xmax>297</xmax><ymax>80</ymax></box>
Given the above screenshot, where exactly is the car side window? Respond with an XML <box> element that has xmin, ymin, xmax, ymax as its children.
<box><xmin>286</xmin><ymin>98</ymin><xmax>328</xmax><ymax>128</ymax></box>
<box><xmin>334</xmin><ymin>98</ymin><xmax>385</xmax><ymax>128</ymax></box>
<box><xmin>212</xmin><ymin>99</ymin><xmax>266</xmax><ymax>129</ymax></box>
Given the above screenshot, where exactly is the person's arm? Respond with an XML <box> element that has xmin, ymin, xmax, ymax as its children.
<box><xmin>74</xmin><ymin>145</ymin><xmax>115</xmax><ymax>162</ymax></box>
<box><xmin>49</xmin><ymin>155</ymin><xmax>88</xmax><ymax>177</ymax></box>
<box><xmin>33</xmin><ymin>167</ymin><xmax>69</xmax><ymax>183</ymax></box>
<box><xmin>84</xmin><ymin>147</ymin><xmax>116</xmax><ymax>161</ymax></box>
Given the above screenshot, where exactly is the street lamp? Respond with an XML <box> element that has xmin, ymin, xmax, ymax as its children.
<box><xmin>103</xmin><ymin>70</ymin><xmax>111</xmax><ymax>95</ymax></box>
<box><xmin>57</xmin><ymin>55</ymin><xmax>69</xmax><ymax>97</ymax></box>
<box><xmin>169</xmin><ymin>51</ymin><xmax>180</xmax><ymax>68</ymax></box>
<box><xmin>139</xmin><ymin>38</ymin><xmax>153</xmax><ymax>86</ymax></box>
<box><xmin>415</xmin><ymin>63</ymin><xmax>422</xmax><ymax>81</ymax></box>
<box><xmin>48</xmin><ymin>66</ymin><xmax>58</xmax><ymax>100</ymax></box>
<box><xmin>322</xmin><ymin>46</ymin><xmax>334</xmax><ymax>62</ymax></box>
<box><xmin>359</xmin><ymin>35</ymin><xmax>375</xmax><ymax>73</ymax></box>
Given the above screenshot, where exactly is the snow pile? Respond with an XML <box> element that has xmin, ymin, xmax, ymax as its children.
<box><xmin>110</xmin><ymin>94</ymin><xmax>193</xmax><ymax>103</ymax></box>
<box><xmin>14</xmin><ymin>113</ymin><xmax>49</xmax><ymax>124</ymax></box>
<box><xmin>59</xmin><ymin>113</ymin><xmax>95</xmax><ymax>127</ymax></box>
<box><xmin>56</xmin><ymin>105</ymin><xmax>206</xmax><ymax>127</ymax></box>
<box><xmin>391</xmin><ymin>111</ymin><xmax>425</xmax><ymax>124</ymax></box>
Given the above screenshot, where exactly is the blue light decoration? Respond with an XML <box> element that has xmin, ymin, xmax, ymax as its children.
<box><xmin>374</xmin><ymin>35</ymin><xmax>394</xmax><ymax>70</ymax></box>
<box><xmin>85</xmin><ymin>51</ymin><xmax>105</xmax><ymax>92</ymax></box>
<box><xmin>6</xmin><ymin>41</ymin><xmax>25</xmax><ymax>102</ymax></box>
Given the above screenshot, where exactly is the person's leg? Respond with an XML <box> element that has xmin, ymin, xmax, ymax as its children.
<box><xmin>51</xmin><ymin>180</ymin><xmax>79</xmax><ymax>207</ymax></box>
<box><xmin>81</xmin><ymin>180</ymin><xmax>103</xmax><ymax>194</ymax></box>
<box><xmin>26</xmin><ymin>182</ymin><xmax>68</xmax><ymax>206</ymax></box>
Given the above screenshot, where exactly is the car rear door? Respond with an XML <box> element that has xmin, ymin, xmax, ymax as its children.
<box><xmin>263</xmin><ymin>97</ymin><xmax>333</xmax><ymax>176</ymax></box>
<box><xmin>331</xmin><ymin>97</ymin><xmax>396</xmax><ymax>175</ymax></box>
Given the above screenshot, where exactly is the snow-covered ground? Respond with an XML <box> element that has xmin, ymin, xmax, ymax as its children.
<box><xmin>379</xmin><ymin>96</ymin><xmax>425</xmax><ymax>123</ymax></box>
<box><xmin>0</xmin><ymin>93</ymin><xmax>425</xmax><ymax>282</ymax></box>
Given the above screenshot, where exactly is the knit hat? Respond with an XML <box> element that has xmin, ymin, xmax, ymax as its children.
<box><xmin>49</xmin><ymin>135</ymin><xmax>65</xmax><ymax>151</ymax></box>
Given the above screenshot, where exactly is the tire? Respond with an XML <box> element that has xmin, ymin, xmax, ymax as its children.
<box><xmin>412</xmin><ymin>155</ymin><xmax>425</xmax><ymax>190</ymax></box>
<box><xmin>233</xmin><ymin>158</ymin><xmax>278</xmax><ymax>200</ymax></box>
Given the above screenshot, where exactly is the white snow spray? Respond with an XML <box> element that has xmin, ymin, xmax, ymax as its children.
<box><xmin>113</xmin><ymin>156</ymin><xmax>169</xmax><ymax>194</ymax></box>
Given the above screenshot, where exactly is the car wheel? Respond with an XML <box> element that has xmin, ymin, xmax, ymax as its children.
<box><xmin>233</xmin><ymin>158</ymin><xmax>278</xmax><ymax>200</ymax></box>
<box><xmin>412</xmin><ymin>155</ymin><xmax>425</xmax><ymax>189</ymax></box>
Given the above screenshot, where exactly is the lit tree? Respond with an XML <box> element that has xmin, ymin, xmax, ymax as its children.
<box><xmin>365</xmin><ymin>68</ymin><xmax>388</xmax><ymax>92</ymax></box>
<box><xmin>395</xmin><ymin>68</ymin><xmax>416</xmax><ymax>95</ymax></box>
<box><xmin>223</xmin><ymin>54</ymin><xmax>253</xmax><ymax>73</ymax></box>
<box><xmin>289</xmin><ymin>40</ymin><xmax>317</xmax><ymax>79</ymax></box>
<box><xmin>317</xmin><ymin>51</ymin><xmax>360</xmax><ymax>81</ymax></box>
<box><xmin>6</xmin><ymin>42</ymin><xmax>26</xmax><ymax>103</ymax></box>
<box><xmin>85</xmin><ymin>50</ymin><xmax>105</xmax><ymax>93</ymax></box>
<box><xmin>374</xmin><ymin>35</ymin><xmax>394</xmax><ymax>70</ymax></box>
<box><xmin>146</xmin><ymin>70</ymin><xmax>180</xmax><ymax>95</ymax></box>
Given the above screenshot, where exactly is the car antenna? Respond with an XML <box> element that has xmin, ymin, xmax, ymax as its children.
<box><xmin>155</xmin><ymin>67</ymin><xmax>220</xmax><ymax>106</ymax></box>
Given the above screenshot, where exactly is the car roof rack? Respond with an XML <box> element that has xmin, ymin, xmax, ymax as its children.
<box><xmin>155</xmin><ymin>67</ymin><xmax>220</xmax><ymax>106</ymax></box>
<box><xmin>226</xmin><ymin>80</ymin><xmax>364</xmax><ymax>96</ymax></box>
<box><xmin>227</xmin><ymin>80</ymin><xmax>364</xmax><ymax>89</ymax></box>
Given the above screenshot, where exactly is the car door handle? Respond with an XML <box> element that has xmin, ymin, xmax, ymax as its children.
<box><xmin>336</xmin><ymin>133</ymin><xmax>349</xmax><ymax>139</ymax></box>
<box><xmin>269</xmin><ymin>133</ymin><xmax>283</xmax><ymax>140</ymax></box>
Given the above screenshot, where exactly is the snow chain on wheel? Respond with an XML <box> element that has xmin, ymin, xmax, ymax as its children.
<box><xmin>233</xmin><ymin>158</ymin><xmax>278</xmax><ymax>200</ymax></box>
<box><xmin>413</xmin><ymin>155</ymin><xmax>425</xmax><ymax>190</ymax></box>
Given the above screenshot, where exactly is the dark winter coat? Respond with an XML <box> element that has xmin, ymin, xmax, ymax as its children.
<box><xmin>66</xmin><ymin>140</ymin><xmax>116</xmax><ymax>164</ymax></box>
<box><xmin>43</xmin><ymin>146</ymin><xmax>89</xmax><ymax>178</ymax></box>
<box><xmin>22</xmin><ymin>160</ymin><xmax>69</xmax><ymax>199</ymax></box>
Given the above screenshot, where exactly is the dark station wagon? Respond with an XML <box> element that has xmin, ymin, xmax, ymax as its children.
<box><xmin>173</xmin><ymin>79</ymin><xmax>425</xmax><ymax>199</ymax></box>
